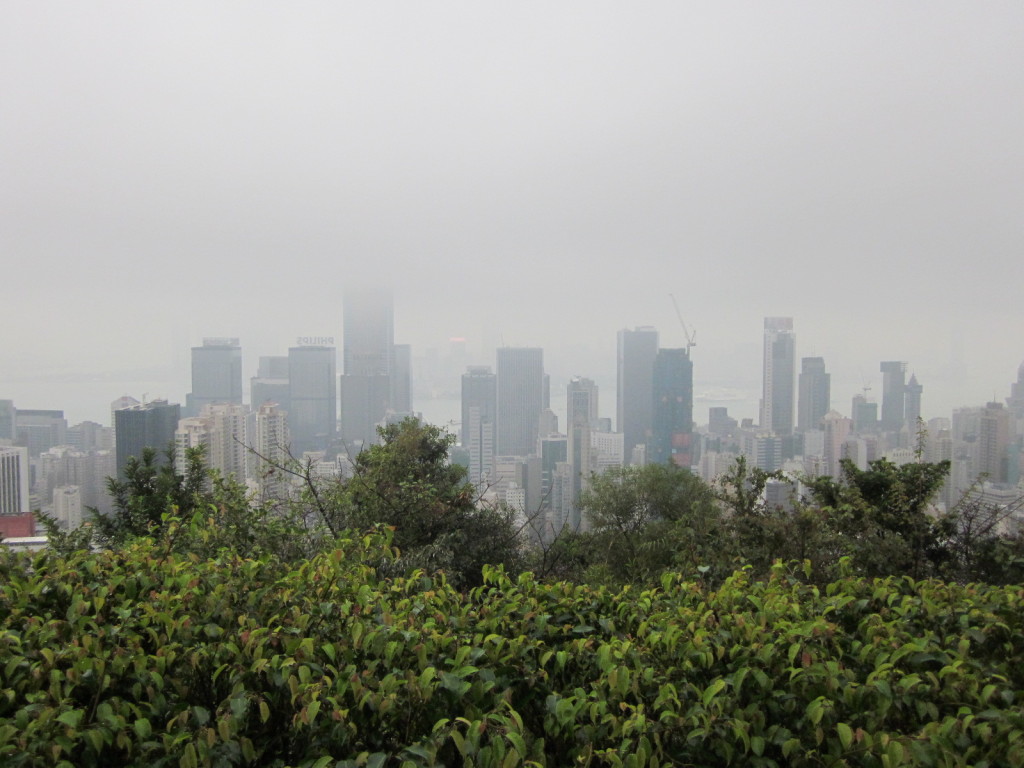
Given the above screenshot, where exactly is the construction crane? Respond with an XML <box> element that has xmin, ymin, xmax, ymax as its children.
<box><xmin>668</xmin><ymin>294</ymin><xmax>697</xmax><ymax>353</ymax></box>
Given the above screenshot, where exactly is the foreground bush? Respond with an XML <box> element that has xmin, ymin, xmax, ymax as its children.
<box><xmin>1</xmin><ymin>528</ymin><xmax>1022</xmax><ymax>767</ymax></box>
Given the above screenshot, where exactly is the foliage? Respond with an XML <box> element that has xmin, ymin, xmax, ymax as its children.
<box><xmin>2</xmin><ymin>534</ymin><xmax>1023</xmax><ymax>767</ymax></box>
<box><xmin>307</xmin><ymin>418</ymin><xmax>523</xmax><ymax>589</ymax></box>
<box><xmin>578</xmin><ymin>463</ymin><xmax>724</xmax><ymax>584</ymax></box>
<box><xmin>88</xmin><ymin>446</ymin><xmax>209</xmax><ymax>547</ymax></box>
<box><xmin>804</xmin><ymin>458</ymin><xmax>952</xmax><ymax>580</ymax></box>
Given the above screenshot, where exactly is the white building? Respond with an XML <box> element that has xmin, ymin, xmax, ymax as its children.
<box><xmin>0</xmin><ymin>446</ymin><xmax>30</xmax><ymax>515</ymax></box>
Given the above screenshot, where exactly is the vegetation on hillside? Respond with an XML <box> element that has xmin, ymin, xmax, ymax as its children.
<box><xmin>6</xmin><ymin>417</ymin><xmax>1024</xmax><ymax>765</ymax></box>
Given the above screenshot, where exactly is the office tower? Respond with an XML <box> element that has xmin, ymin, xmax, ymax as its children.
<box><xmin>591</xmin><ymin>430</ymin><xmax>625</xmax><ymax>473</ymax></box>
<box><xmin>496</xmin><ymin>347</ymin><xmax>544</xmax><ymax>457</ymax></box>
<box><xmin>110</xmin><ymin>395</ymin><xmax>140</xmax><ymax>428</ymax></box>
<box><xmin>708</xmin><ymin>407</ymin><xmax>737</xmax><ymax>436</ymax></box>
<box><xmin>288</xmin><ymin>343</ymin><xmax>337</xmax><ymax>454</ymax></box>
<box><xmin>797</xmin><ymin>357</ymin><xmax>830</xmax><ymax>432</ymax></box>
<box><xmin>761</xmin><ymin>318</ymin><xmax>796</xmax><ymax>436</ymax></box>
<box><xmin>879</xmin><ymin>361</ymin><xmax>907</xmax><ymax>432</ymax></box>
<box><xmin>567</xmin><ymin>377</ymin><xmax>598</xmax><ymax>503</ymax></box>
<box><xmin>904</xmin><ymin>374</ymin><xmax>923</xmax><ymax>431</ymax></box>
<box><xmin>14</xmin><ymin>409</ymin><xmax>67</xmax><ymax>457</ymax></box>
<box><xmin>340</xmin><ymin>374</ymin><xmax>390</xmax><ymax>450</ymax></box>
<box><xmin>462</xmin><ymin>366</ymin><xmax>497</xmax><ymax>487</ymax></box>
<box><xmin>68</xmin><ymin>421</ymin><xmax>113</xmax><ymax>452</ymax></box>
<box><xmin>743</xmin><ymin>434</ymin><xmax>783</xmax><ymax>473</ymax></box>
<box><xmin>185</xmin><ymin>338</ymin><xmax>242</xmax><ymax>417</ymax></box>
<box><xmin>0</xmin><ymin>400</ymin><xmax>14</xmax><ymax>442</ymax></box>
<box><xmin>617</xmin><ymin>327</ymin><xmax>659</xmax><ymax>462</ymax></box>
<box><xmin>978</xmin><ymin>402</ymin><xmax>1010</xmax><ymax>483</ymax></box>
<box><xmin>254</xmin><ymin>402</ymin><xmax>291</xmax><ymax>500</ymax></box>
<box><xmin>344</xmin><ymin>285</ymin><xmax>394</xmax><ymax>377</ymax></box>
<box><xmin>851</xmin><ymin>394</ymin><xmax>878</xmax><ymax>434</ymax></box>
<box><xmin>251</xmin><ymin>356</ymin><xmax>290</xmax><ymax>413</ymax></box>
<box><xmin>650</xmin><ymin>348</ymin><xmax>694</xmax><ymax>467</ymax></box>
<box><xmin>391</xmin><ymin>344</ymin><xmax>413</xmax><ymax>414</ymax></box>
<box><xmin>0</xmin><ymin>446</ymin><xmax>30</xmax><ymax>515</ymax></box>
<box><xmin>114</xmin><ymin>400</ymin><xmax>180</xmax><ymax>479</ymax></box>
<box><xmin>341</xmin><ymin>286</ymin><xmax>395</xmax><ymax>448</ymax></box>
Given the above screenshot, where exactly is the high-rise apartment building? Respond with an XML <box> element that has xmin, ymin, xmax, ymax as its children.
<box><xmin>185</xmin><ymin>338</ymin><xmax>242</xmax><ymax>417</ymax></box>
<box><xmin>879</xmin><ymin>361</ymin><xmax>907</xmax><ymax>432</ymax></box>
<box><xmin>254</xmin><ymin>402</ymin><xmax>291</xmax><ymax>501</ymax></box>
<box><xmin>797</xmin><ymin>357</ymin><xmax>830</xmax><ymax>432</ymax></box>
<box><xmin>175</xmin><ymin>403</ymin><xmax>249</xmax><ymax>481</ymax></box>
<box><xmin>978</xmin><ymin>402</ymin><xmax>1010</xmax><ymax>483</ymax></box>
<box><xmin>650</xmin><ymin>348</ymin><xmax>694</xmax><ymax>467</ymax></box>
<box><xmin>616</xmin><ymin>327</ymin><xmax>659</xmax><ymax>462</ymax></box>
<box><xmin>114</xmin><ymin>400</ymin><xmax>181</xmax><ymax>478</ymax></box>
<box><xmin>761</xmin><ymin>318</ymin><xmax>796</xmax><ymax>436</ymax></box>
<box><xmin>496</xmin><ymin>347</ymin><xmax>544</xmax><ymax>457</ymax></box>
<box><xmin>288</xmin><ymin>344</ymin><xmax>337</xmax><ymax>454</ymax></box>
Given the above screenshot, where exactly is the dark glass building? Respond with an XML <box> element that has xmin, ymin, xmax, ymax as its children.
<box><xmin>650</xmin><ymin>348</ymin><xmax>694</xmax><ymax>468</ymax></box>
<box><xmin>114</xmin><ymin>400</ymin><xmax>180</xmax><ymax>478</ymax></box>
<box><xmin>185</xmin><ymin>338</ymin><xmax>242</xmax><ymax>417</ymax></box>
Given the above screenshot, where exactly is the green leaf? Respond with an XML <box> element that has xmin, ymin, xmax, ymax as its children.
<box><xmin>133</xmin><ymin>718</ymin><xmax>152</xmax><ymax>740</ymax></box>
<box><xmin>702</xmin><ymin>678</ymin><xmax>726</xmax><ymax>707</ymax></box>
<box><xmin>837</xmin><ymin>722</ymin><xmax>853</xmax><ymax>751</ymax></box>
<box><xmin>57</xmin><ymin>710</ymin><xmax>84</xmax><ymax>729</ymax></box>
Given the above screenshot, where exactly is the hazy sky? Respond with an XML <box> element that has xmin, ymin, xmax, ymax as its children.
<box><xmin>2</xmin><ymin>2</ymin><xmax>1022</xmax><ymax>425</ymax></box>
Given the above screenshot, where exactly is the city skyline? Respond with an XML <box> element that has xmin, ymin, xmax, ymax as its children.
<box><xmin>2</xmin><ymin>4</ymin><xmax>1022</xmax><ymax>427</ymax></box>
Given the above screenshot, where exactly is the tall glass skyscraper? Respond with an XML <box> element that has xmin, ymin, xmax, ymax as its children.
<box><xmin>650</xmin><ymin>348</ymin><xmax>693</xmax><ymax>467</ymax></box>
<box><xmin>496</xmin><ymin>347</ymin><xmax>544</xmax><ymax>457</ymax></box>
<box><xmin>185</xmin><ymin>338</ymin><xmax>242</xmax><ymax>417</ymax></box>
<box><xmin>761</xmin><ymin>317</ymin><xmax>796</xmax><ymax>436</ymax></box>
<box><xmin>114</xmin><ymin>400</ymin><xmax>180</xmax><ymax>478</ymax></box>
<box><xmin>288</xmin><ymin>344</ymin><xmax>337</xmax><ymax>454</ymax></box>
<box><xmin>617</xmin><ymin>327</ymin><xmax>659</xmax><ymax>462</ymax></box>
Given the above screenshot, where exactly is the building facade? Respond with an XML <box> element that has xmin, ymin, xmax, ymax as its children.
<box><xmin>185</xmin><ymin>338</ymin><xmax>243</xmax><ymax>417</ymax></box>
<box><xmin>761</xmin><ymin>318</ymin><xmax>796</xmax><ymax>436</ymax></box>
<box><xmin>616</xmin><ymin>327</ymin><xmax>659</xmax><ymax>463</ymax></box>
<box><xmin>496</xmin><ymin>347</ymin><xmax>544</xmax><ymax>457</ymax></box>
<box><xmin>650</xmin><ymin>348</ymin><xmax>694</xmax><ymax>468</ymax></box>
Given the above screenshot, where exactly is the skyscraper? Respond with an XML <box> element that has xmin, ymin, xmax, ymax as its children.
<box><xmin>288</xmin><ymin>342</ymin><xmax>337</xmax><ymax>454</ymax></box>
<box><xmin>617</xmin><ymin>327</ymin><xmax>659</xmax><ymax>462</ymax></box>
<box><xmin>797</xmin><ymin>357</ymin><xmax>830</xmax><ymax>432</ymax></box>
<box><xmin>0</xmin><ymin>446</ymin><xmax>30</xmax><ymax>515</ymax></box>
<box><xmin>905</xmin><ymin>374</ymin><xmax>923</xmax><ymax>431</ymax></box>
<box><xmin>879</xmin><ymin>361</ymin><xmax>907</xmax><ymax>432</ymax></box>
<box><xmin>650</xmin><ymin>348</ymin><xmax>693</xmax><ymax>467</ymax></box>
<box><xmin>185</xmin><ymin>338</ymin><xmax>242</xmax><ymax>417</ymax></box>
<box><xmin>761</xmin><ymin>318</ymin><xmax>796</xmax><ymax>436</ymax></box>
<box><xmin>978</xmin><ymin>401</ymin><xmax>1010</xmax><ymax>483</ymax></box>
<box><xmin>462</xmin><ymin>366</ymin><xmax>497</xmax><ymax>487</ymax></box>
<box><xmin>253</xmin><ymin>402</ymin><xmax>290</xmax><ymax>501</ymax></box>
<box><xmin>496</xmin><ymin>347</ymin><xmax>544</xmax><ymax>457</ymax></box>
<box><xmin>567</xmin><ymin>376</ymin><xmax>598</xmax><ymax>504</ymax></box>
<box><xmin>114</xmin><ymin>400</ymin><xmax>181</xmax><ymax>478</ymax></box>
<box><xmin>250</xmin><ymin>356</ymin><xmax>290</xmax><ymax>413</ymax></box>
<box><xmin>341</xmin><ymin>285</ymin><xmax>395</xmax><ymax>447</ymax></box>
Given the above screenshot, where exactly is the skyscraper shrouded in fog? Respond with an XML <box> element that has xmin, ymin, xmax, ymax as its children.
<box><xmin>617</xmin><ymin>326</ymin><xmax>659</xmax><ymax>463</ymax></box>
<box><xmin>905</xmin><ymin>374</ymin><xmax>923</xmax><ymax>430</ymax></box>
<box><xmin>761</xmin><ymin>317</ymin><xmax>796</xmax><ymax>436</ymax></box>
<box><xmin>797</xmin><ymin>357</ymin><xmax>830</xmax><ymax>432</ymax></box>
<box><xmin>496</xmin><ymin>347</ymin><xmax>544</xmax><ymax>457</ymax></box>
<box><xmin>462</xmin><ymin>366</ymin><xmax>497</xmax><ymax>487</ymax></box>
<box><xmin>650</xmin><ymin>348</ymin><xmax>693</xmax><ymax>468</ymax></box>
<box><xmin>114</xmin><ymin>400</ymin><xmax>180</xmax><ymax>479</ymax></box>
<box><xmin>880</xmin><ymin>361</ymin><xmax>908</xmax><ymax>432</ymax></box>
<box><xmin>288</xmin><ymin>342</ymin><xmax>337</xmax><ymax>454</ymax></box>
<box><xmin>185</xmin><ymin>338</ymin><xmax>242</xmax><ymax>417</ymax></box>
<box><xmin>341</xmin><ymin>285</ymin><xmax>395</xmax><ymax>448</ymax></box>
